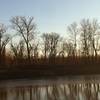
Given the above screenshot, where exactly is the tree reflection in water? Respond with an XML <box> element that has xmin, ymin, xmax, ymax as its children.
<box><xmin>0</xmin><ymin>83</ymin><xmax>100</xmax><ymax>100</ymax></box>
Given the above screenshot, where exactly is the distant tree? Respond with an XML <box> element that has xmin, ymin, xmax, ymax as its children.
<box><xmin>10</xmin><ymin>16</ymin><xmax>36</xmax><ymax>60</ymax></box>
<box><xmin>80</xmin><ymin>19</ymin><xmax>99</xmax><ymax>56</ymax></box>
<box><xmin>80</xmin><ymin>19</ymin><xmax>90</xmax><ymax>56</ymax></box>
<box><xmin>33</xmin><ymin>43</ymin><xmax>39</xmax><ymax>59</ymax></box>
<box><xmin>58</xmin><ymin>40</ymin><xmax>65</xmax><ymax>58</ymax></box>
<box><xmin>63</xmin><ymin>41</ymin><xmax>74</xmax><ymax>57</ymax></box>
<box><xmin>87</xmin><ymin>19</ymin><xmax>99</xmax><ymax>56</ymax></box>
<box><xmin>58</xmin><ymin>39</ymin><xmax>72</xmax><ymax>57</ymax></box>
<box><xmin>41</xmin><ymin>33</ymin><xmax>50</xmax><ymax>58</ymax></box>
<box><xmin>10</xmin><ymin>40</ymin><xmax>25</xmax><ymax>62</ymax></box>
<box><xmin>10</xmin><ymin>43</ymin><xmax>18</xmax><ymax>59</ymax></box>
<box><xmin>67</xmin><ymin>22</ymin><xmax>78</xmax><ymax>56</ymax></box>
<box><xmin>0</xmin><ymin>24</ymin><xmax>10</xmax><ymax>64</ymax></box>
<box><xmin>30</xmin><ymin>42</ymin><xmax>39</xmax><ymax>59</ymax></box>
<box><xmin>42</xmin><ymin>32</ymin><xmax>60</xmax><ymax>58</ymax></box>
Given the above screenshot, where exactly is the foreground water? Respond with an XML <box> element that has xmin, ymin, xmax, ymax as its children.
<box><xmin>0</xmin><ymin>75</ymin><xmax>100</xmax><ymax>100</ymax></box>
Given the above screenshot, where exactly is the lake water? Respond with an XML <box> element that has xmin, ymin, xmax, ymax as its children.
<box><xmin>0</xmin><ymin>75</ymin><xmax>100</xmax><ymax>100</ymax></box>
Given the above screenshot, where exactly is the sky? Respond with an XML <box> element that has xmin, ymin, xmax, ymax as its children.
<box><xmin>0</xmin><ymin>0</ymin><xmax>100</xmax><ymax>36</ymax></box>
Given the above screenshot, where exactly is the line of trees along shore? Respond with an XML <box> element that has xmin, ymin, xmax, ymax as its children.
<box><xmin>0</xmin><ymin>16</ymin><xmax>100</xmax><ymax>66</ymax></box>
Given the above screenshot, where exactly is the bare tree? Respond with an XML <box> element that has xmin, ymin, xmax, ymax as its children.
<box><xmin>33</xmin><ymin>43</ymin><xmax>39</xmax><ymax>59</ymax></box>
<box><xmin>10</xmin><ymin>40</ymin><xmax>25</xmax><ymax>62</ymax></box>
<box><xmin>42</xmin><ymin>32</ymin><xmax>60</xmax><ymax>58</ymax></box>
<box><xmin>10</xmin><ymin>43</ymin><xmax>19</xmax><ymax>59</ymax></box>
<box><xmin>58</xmin><ymin>40</ymin><xmax>65</xmax><ymax>58</ymax></box>
<box><xmin>41</xmin><ymin>33</ymin><xmax>50</xmax><ymax>58</ymax></box>
<box><xmin>10</xmin><ymin>16</ymin><xmax>36</xmax><ymax>60</ymax></box>
<box><xmin>80</xmin><ymin>19</ymin><xmax>99</xmax><ymax>56</ymax></box>
<box><xmin>48</xmin><ymin>32</ymin><xmax>60</xmax><ymax>58</ymax></box>
<box><xmin>80</xmin><ymin>19</ymin><xmax>91</xmax><ymax>56</ymax></box>
<box><xmin>63</xmin><ymin>41</ymin><xmax>74</xmax><ymax>57</ymax></box>
<box><xmin>30</xmin><ymin>42</ymin><xmax>39</xmax><ymax>59</ymax></box>
<box><xmin>88</xmin><ymin>19</ymin><xmax>99</xmax><ymax>56</ymax></box>
<box><xmin>58</xmin><ymin>39</ymin><xmax>73</xmax><ymax>57</ymax></box>
<box><xmin>67</xmin><ymin>22</ymin><xmax>78</xmax><ymax>56</ymax></box>
<box><xmin>0</xmin><ymin>24</ymin><xmax>10</xmax><ymax>64</ymax></box>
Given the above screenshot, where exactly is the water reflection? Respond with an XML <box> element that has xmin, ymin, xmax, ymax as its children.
<box><xmin>0</xmin><ymin>83</ymin><xmax>100</xmax><ymax>100</ymax></box>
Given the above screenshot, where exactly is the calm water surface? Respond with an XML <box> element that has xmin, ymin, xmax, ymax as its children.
<box><xmin>0</xmin><ymin>75</ymin><xmax>100</xmax><ymax>100</ymax></box>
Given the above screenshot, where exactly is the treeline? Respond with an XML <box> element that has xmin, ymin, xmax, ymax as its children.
<box><xmin>0</xmin><ymin>16</ymin><xmax>100</xmax><ymax>66</ymax></box>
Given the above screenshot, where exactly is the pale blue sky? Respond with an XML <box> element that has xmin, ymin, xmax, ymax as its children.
<box><xmin>0</xmin><ymin>0</ymin><xmax>100</xmax><ymax>35</ymax></box>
